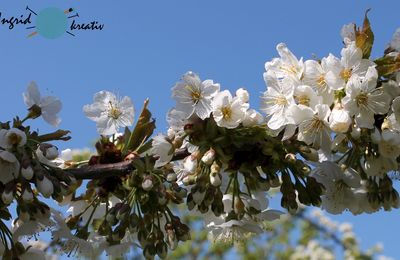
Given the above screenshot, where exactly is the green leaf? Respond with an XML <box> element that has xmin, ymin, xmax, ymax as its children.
<box><xmin>375</xmin><ymin>53</ymin><xmax>400</xmax><ymax>77</ymax></box>
<box><xmin>355</xmin><ymin>9</ymin><xmax>374</xmax><ymax>59</ymax></box>
<box><xmin>123</xmin><ymin>99</ymin><xmax>156</xmax><ymax>155</ymax></box>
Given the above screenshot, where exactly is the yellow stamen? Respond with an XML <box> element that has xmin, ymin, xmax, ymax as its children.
<box><xmin>340</xmin><ymin>69</ymin><xmax>352</xmax><ymax>82</ymax></box>
<box><xmin>221</xmin><ymin>106</ymin><xmax>232</xmax><ymax>119</ymax></box>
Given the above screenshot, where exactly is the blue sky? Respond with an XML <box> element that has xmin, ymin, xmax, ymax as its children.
<box><xmin>1</xmin><ymin>0</ymin><xmax>400</xmax><ymax>258</ymax></box>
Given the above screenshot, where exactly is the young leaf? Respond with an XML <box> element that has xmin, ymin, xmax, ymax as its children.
<box><xmin>355</xmin><ymin>9</ymin><xmax>374</xmax><ymax>58</ymax></box>
<box><xmin>375</xmin><ymin>53</ymin><xmax>400</xmax><ymax>77</ymax></box>
<box><xmin>123</xmin><ymin>99</ymin><xmax>156</xmax><ymax>155</ymax></box>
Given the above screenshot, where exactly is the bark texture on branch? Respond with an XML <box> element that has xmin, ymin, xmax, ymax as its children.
<box><xmin>66</xmin><ymin>149</ymin><xmax>190</xmax><ymax>180</ymax></box>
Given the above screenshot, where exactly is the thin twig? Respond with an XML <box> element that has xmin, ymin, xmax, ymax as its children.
<box><xmin>65</xmin><ymin>149</ymin><xmax>189</xmax><ymax>180</ymax></box>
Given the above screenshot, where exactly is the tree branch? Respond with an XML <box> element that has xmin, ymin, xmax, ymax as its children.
<box><xmin>66</xmin><ymin>149</ymin><xmax>190</xmax><ymax>180</ymax></box>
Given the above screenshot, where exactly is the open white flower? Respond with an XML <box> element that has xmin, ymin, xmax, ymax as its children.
<box><xmin>342</xmin><ymin>68</ymin><xmax>391</xmax><ymax>129</ymax></box>
<box><xmin>265</xmin><ymin>43</ymin><xmax>304</xmax><ymax>80</ymax></box>
<box><xmin>83</xmin><ymin>91</ymin><xmax>134</xmax><ymax>135</ymax></box>
<box><xmin>172</xmin><ymin>71</ymin><xmax>220</xmax><ymax>120</ymax></box>
<box><xmin>324</xmin><ymin>42</ymin><xmax>375</xmax><ymax>90</ymax></box>
<box><xmin>212</xmin><ymin>90</ymin><xmax>248</xmax><ymax>129</ymax></box>
<box><xmin>205</xmin><ymin>193</ymin><xmax>282</xmax><ymax>243</ymax></box>
<box><xmin>0</xmin><ymin>150</ymin><xmax>20</xmax><ymax>184</ymax></box>
<box><xmin>260</xmin><ymin>71</ymin><xmax>295</xmax><ymax>130</ymax></box>
<box><xmin>0</xmin><ymin>128</ymin><xmax>27</xmax><ymax>149</ymax></box>
<box><xmin>303</xmin><ymin>57</ymin><xmax>336</xmax><ymax>105</ymax></box>
<box><xmin>311</xmin><ymin>162</ymin><xmax>361</xmax><ymax>214</ymax></box>
<box><xmin>23</xmin><ymin>81</ymin><xmax>62</xmax><ymax>127</ymax></box>
<box><xmin>289</xmin><ymin>104</ymin><xmax>332</xmax><ymax>153</ymax></box>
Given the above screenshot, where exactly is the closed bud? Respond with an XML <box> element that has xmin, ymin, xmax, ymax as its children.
<box><xmin>156</xmin><ymin>242</ymin><xmax>168</xmax><ymax>259</ymax></box>
<box><xmin>36</xmin><ymin>176</ymin><xmax>54</xmax><ymax>198</ymax></box>
<box><xmin>284</xmin><ymin>153</ymin><xmax>296</xmax><ymax>164</ymax></box>
<box><xmin>236</xmin><ymin>88</ymin><xmax>249</xmax><ymax>103</ymax></box>
<box><xmin>192</xmin><ymin>190</ymin><xmax>206</xmax><ymax>204</ymax></box>
<box><xmin>21</xmin><ymin>166</ymin><xmax>34</xmax><ymax>180</ymax></box>
<box><xmin>166</xmin><ymin>173</ymin><xmax>177</xmax><ymax>182</ymax></box>
<box><xmin>182</xmin><ymin>175</ymin><xmax>196</xmax><ymax>186</ymax></box>
<box><xmin>142</xmin><ymin>176</ymin><xmax>154</xmax><ymax>191</ymax></box>
<box><xmin>143</xmin><ymin>245</ymin><xmax>156</xmax><ymax>259</ymax></box>
<box><xmin>129</xmin><ymin>213</ymin><xmax>140</xmax><ymax>231</ymax></box>
<box><xmin>22</xmin><ymin>188</ymin><xmax>33</xmax><ymax>202</ymax></box>
<box><xmin>1</xmin><ymin>190</ymin><xmax>13</xmax><ymax>204</ymax></box>
<box><xmin>201</xmin><ymin>148</ymin><xmax>215</xmax><ymax>165</ymax></box>
<box><xmin>209</xmin><ymin>172</ymin><xmax>222</xmax><ymax>187</ymax></box>
<box><xmin>37</xmin><ymin>143</ymin><xmax>59</xmax><ymax>160</ymax></box>
<box><xmin>210</xmin><ymin>161</ymin><xmax>220</xmax><ymax>174</ymax></box>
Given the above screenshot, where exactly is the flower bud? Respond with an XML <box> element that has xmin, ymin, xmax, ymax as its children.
<box><xmin>182</xmin><ymin>175</ymin><xmax>196</xmax><ymax>186</ymax></box>
<box><xmin>183</xmin><ymin>155</ymin><xmax>198</xmax><ymax>173</ymax></box>
<box><xmin>329</xmin><ymin>107</ymin><xmax>352</xmax><ymax>133</ymax></box>
<box><xmin>201</xmin><ymin>148</ymin><xmax>215</xmax><ymax>165</ymax></box>
<box><xmin>192</xmin><ymin>190</ymin><xmax>206</xmax><ymax>204</ymax></box>
<box><xmin>1</xmin><ymin>190</ymin><xmax>13</xmax><ymax>204</ymax></box>
<box><xmin>284</xmin><ymin>153</ymin><xmax>297</xmax><ymax>164</ymax></box>
<box><xmin>21</xmin><ymin>166</ymin><xmax>34</xmax><ymax>180</ymax></box>
<box><xmin>22</xmin><ymin>188</ymin><xmax>33</xmax><ymax>202</ymax></box>
<box><xmin>209</xmin><ymin>172</ymin><xmax>222</xmax><ymax>187</ymax></box>
<box><xmin>37</xmin><ymin>143</ymin><xmax>59</xmax><ymax>160</ymax></box>
<box><xmin>37</xmin><ymin>176</ymin><xmax>54</xmax><ymax>198</ymax></box>
<box><xmin>144</xmin><ymin>244</ymin><xmax>156</xmax><ymax>259</ymax></box>
<box><xmin>236</xmin><ymin>88</ymin><xmax>249</xmax><ymax>103</ymax></box>
<box><xmin>166</xmin><ymin>173</ymin><xmax>177</xmax><ymax>182</ymax></box>
<box><xmin>156</xmin><ymin>242</ymin><xmax>168</xmax><ymax>259</ymax></box>
<box><xmin>142</xmin><ymin>176</ymin><xmax>154</xmax><ymax>191</ymax></box>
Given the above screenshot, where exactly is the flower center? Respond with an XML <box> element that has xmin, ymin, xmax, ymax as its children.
<box><xmin>356</xmin><ymin>93</ymin><xmax>368</xmax><ymax>107</ymax></box>
<box><xmin>8</xmin><ymin>133</ymin><xmax>22</xmax><ymax>146</ymax></box>
<box><xmin>280</xmin><ymin>65</ymin><xmax>298</xmax><ymax>76</ymax></box>
<box><xmin>340</xmin><ymin>69</ymin><xmax>352</xmax><ymax>82</ymax></box>
<box><xmin>185</xmin><ymin>85</ymin><xmax>202</xmax><ymax>103</ymax></box>
<box><xmin>295</xmin><ymin>95</ymin><xmax>311</xmax><ymax>106</ymax></box>
<box><xmin>304</xmin><ymin>116</ymin><xmax>325</xmax><ymax>134</ymax></box>
<box><xmin>221</xmin><ymin>106</ymin><xmax>232</xmax><ymax>119</ymax></box>
<box><xmin>108</xmin><ymin>102</ymin><xmax>122</xmax><ymax>119</ymax></box>
<box><xmin>275</xmin><ymin>96</ymin><xmax>288</xmax><ymax>106</ymax></box>
<box><xmin>317</xmin><ymin>75</ymin><xmax>327</xmax><ymax>87</ymax></box>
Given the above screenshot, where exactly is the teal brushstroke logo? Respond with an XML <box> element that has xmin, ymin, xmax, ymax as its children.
<box><xmin>0</xmin><ymin>6</ymin><xmax>104</xmax><ymax>39</ymax></box>
<box><xmin>35</xmin><ymin>7</ymin><xmax>69</xmax><ymax>39</ymax></box>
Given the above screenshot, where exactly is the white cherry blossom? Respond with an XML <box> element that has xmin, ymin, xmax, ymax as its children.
<box><xmin>212</xmin><ymin>90</ymin><xmax>248</xmax><ymax>129</ymax></box>
<box><xmin>260</xmin><ymin>71</ymin><xmax>295</xmax><ymax>130</ymax></box>
<box><xmin>83</xmin><ymin>91</ymin><xmax>134</xmax><ymax>135</ymax></box>
<box><xmin>342</xmin><ymin>67</ymin><xmax>391</xmax><ymax>129</ymax></box>
<box><xmin>265</xmin><ymin>43</ymin><xmax>304</xmax><ymax>80</ymax></box>
<box><xmin>172</xmin><ymin>71</ymin><xmax>220</xmax><ymax>120</ymax></box>
<box><xmin>23</xmin><ymin>81</ymin><xmax>62</xmax><ymax>127</ymax></box>
<box><xmin>324</xmin><ymin>42</ymin><xmax>375</xmax><ymax>90</ymax></box>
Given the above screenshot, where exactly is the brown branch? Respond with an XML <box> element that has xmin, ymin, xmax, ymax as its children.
<box><xmin>66</xmin><ymin>149</ymin><xmax>190</xmax><ymax>180</ymax></box>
